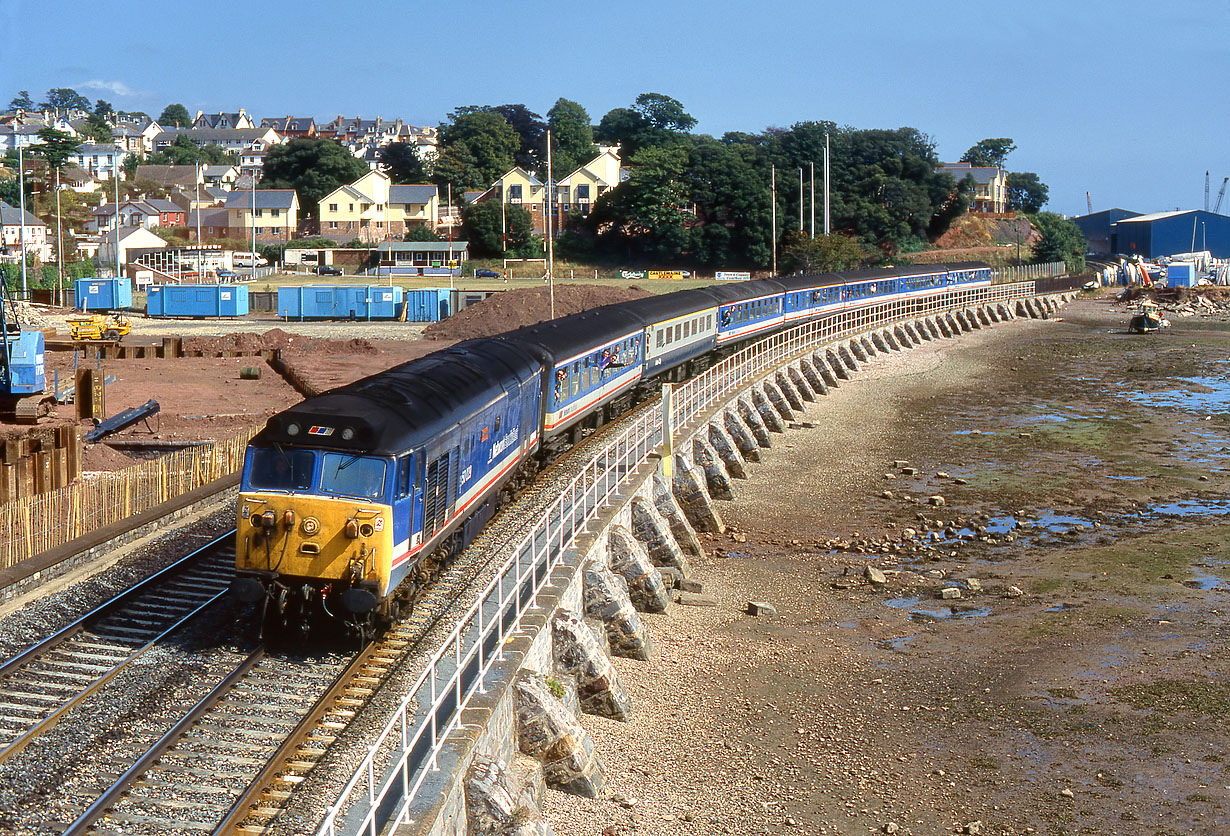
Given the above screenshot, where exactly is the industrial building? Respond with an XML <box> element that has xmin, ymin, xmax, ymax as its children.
<box><xmin>1070</xmin><ymin>209</ymin><xmax>1141</xmax><ymax>255</ymax></box>
<box><xmin>1111</xmin><ymin>210</ymin><xmax>1230</xmax><ymax>259</ymax></box>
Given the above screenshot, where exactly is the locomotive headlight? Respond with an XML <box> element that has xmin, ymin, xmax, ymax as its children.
<box><xmin>301</xmin><ymin>516</ymin><xmax>319</xmax><ymax>535</ymax></box>
<box><xmin>359</xmin><ymin>523</ymin><xmax>374</xmax><ymax>537</ymax></box>
<box><xmin>286</xmin><ymin>422</ymin><xmax>301</xmax><ymax>437</ymax></box>
<box><xmin>341</xmin><ymin>427</ymin><xmax>355</xmax><ymax>441</ymax></box>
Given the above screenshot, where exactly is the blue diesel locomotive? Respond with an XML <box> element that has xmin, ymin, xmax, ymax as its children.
<box><xmin>232</xmin><ymin>263</ymin><xmax>991</xmax><ymax>637</ymax></box>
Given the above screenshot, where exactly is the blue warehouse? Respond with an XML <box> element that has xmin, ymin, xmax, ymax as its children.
<box><xmin>1112</xmin><ymin>210</ymin><xmax>1230</xmax><ymax>259</ymax></box>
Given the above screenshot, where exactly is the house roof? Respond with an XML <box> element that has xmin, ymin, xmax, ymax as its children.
<box><xmin>0</xmin><ymin>201</ymin><xmax>44</xmax><ymax>227</ymax></box>
<box><xmin>135</xmin><ymin>165</ymin><xmax>200</xmax><ymax>188</ymax></box>
<box><xmin>389</xmin><ymin>184</ymin><xmax>437</xmax><ymax>205</ymax></box>
<box><xmin>188</xmin><ymin>206</ymin><xmax>230</xmax><ymax>227</ymax></box>
<box><xmin>76</xmin><ymin>143</ymin><xmax>123</xmax><ymax>155</ymax></box>
<box><xmin>376</xmin><ymin>241</ymin><xmax>468</xmax><ymax>253</ymax></box>
<box><xmin>225</xmin><ymin>189</ymin><xmax>297</xmax><ymax>210</ymax></box>
<box><xmin>61</xmin><ymin>165</ymin><xmax>95</xmax><ymax>181</ymax></box>
<box><xmin>938</xmin><ymin>162</ymin><xmax>1003</xmax><ymax>186</ymax></box>
<box><xmin>260</xmin><ymin>116</ymin><xmax>315</xmax><ymax>132</ymax></box>
<box><xmin>144</xmin><ymin>198</ymin><xmax>181</xmax><ymax>213</ymax></box>
<box><xmin>202</xmin><ymin>165</ymin><xmax>236</xmax><ymax>177</ymax></box>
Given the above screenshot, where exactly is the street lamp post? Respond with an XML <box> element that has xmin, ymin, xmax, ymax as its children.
<box><xmin>17</xmin><ymin>145</ymin><xmax>27</xmax><ymax>298</ymax></box>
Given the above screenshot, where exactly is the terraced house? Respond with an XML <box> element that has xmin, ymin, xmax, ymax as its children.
<box><xmin>317</xmin><ymin>170</ymin><xmax>438</xmax><ymax>243</ymax></box>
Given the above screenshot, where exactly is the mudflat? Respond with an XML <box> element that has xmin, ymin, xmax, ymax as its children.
<box><xmin>544</xmin><ymin>295</ymin><xmax>1230</xmax><ymax>836</ymax></box>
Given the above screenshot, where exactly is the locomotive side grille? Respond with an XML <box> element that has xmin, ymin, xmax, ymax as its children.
<box><xmin>423</xmin><ymin>454</ymin><xmax>450</xmax><ymax>535</ymax></box>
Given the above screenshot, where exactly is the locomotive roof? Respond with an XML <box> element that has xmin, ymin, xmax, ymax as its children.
<box><xmin>494</xmin><ymin>305</ymin><xmax>646</xmax><ymax>365</ymax></box>
<box><xmin>254</xmin><ymin>339</ymin><xmax>541</xmax><ymax>455</ymax></box>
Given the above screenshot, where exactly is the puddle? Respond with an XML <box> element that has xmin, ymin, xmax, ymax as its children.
<box><xmin>878</xmin><ymin>634</ymin><xmax>918</xmax><ymax>650</ymax></box>
<box><xmin>1151</xmin><ymin>499</ymin><xmax>1230</xmax><ymax>517</ymax></box>
<box><xmin>1123</xmin><ymin>373</ymin><xmax>1230</xmax><ymax>414</ymax></box>
<box><xmin>1186</xmin><ymin>570</ymin><xmax>1224</xmax><ymax>590</ymax></box>
<box><xmin>953</xmin><ymin>429</ymin><xmax>994</xmax><ymax>436</ymax></box>
<box><xmin>1104</xmin><ymin>474</ymin><xmax>1148</xmax><ymax>481</ymax></box>
<box><xmin>884</xmin><ymin>596</ymin><xmax>921</xmax><ymax>609</ymax></box>
<box><xmin>1044</xmin><ymin>602</ymin><xmax>1081</xmax><ymax>612</ymax></box>
<box><xmin>909</xmin><ymin>605</ymin><xmax>991</xmax><ymax>622</ymax></box>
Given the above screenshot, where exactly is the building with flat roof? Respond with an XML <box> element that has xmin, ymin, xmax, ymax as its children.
<box><xmin>1112</xmin><ymin>210</ymin><xmax>1230</xmax><ymax>259</ymax></box>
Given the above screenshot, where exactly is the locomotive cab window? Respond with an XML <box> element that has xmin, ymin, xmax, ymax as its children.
<box><xmin>249</xmin><ymin>447</ymin><xmax>314</xmax><ymax>492</ymax></box>
<box><xmin>319</xmin><ymin>453</ymin><xmax>387</xmax><ymax>500</ymax></box>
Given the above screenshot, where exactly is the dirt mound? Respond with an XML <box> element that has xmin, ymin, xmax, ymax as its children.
<box><xmin>80</xmin><ymin>441</ymin><xmax>136</xmax><ymax>473</ymax></box>
<box><xmin>934</xmin><ymin>215</ymin><xmax>1034</xmax><ymax>249</ymax></box>
<box><xmin>182</xmin><ymin>328</ymin><xmax>380</xmax><ymax>356</ymax></box>
<box><xmin>423</xmin><ymin>284</ymin><xmax>653</xmax><ymax>341</ymax></box>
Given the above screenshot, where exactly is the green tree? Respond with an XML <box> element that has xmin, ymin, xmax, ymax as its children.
<box><xmin>491</xmin><ymin>104</ymin><xmax>546</xmax><ymax>172</ymax></box>
<box><xmin>548</xmin><ymin>98</ymin><xmax>596</xmax><ymax>180</ymax></box>
<box><xmin>158</xmin><ymin>103</ymin><xmax>192</xmax><ymax>127</ymax></box>
<box><xmin>40</xmin><ymin>87</ymin><xmax>90</xmax><ymax>112</ymax></box>
<box><xmin>960</xmin><ymin>138</ymin><xmax>1016</xmax><ymax>168</ymax></box>
<box><xmin>684</xmin><ymin>137</ymin><xmax>771</xmax><ymax>268</ymax></box>
<box><xmin>93</xmin><ymin>99</ymin><xmax>113</xmax><ymax>117</ymax></box>
<box><xmin>404</xmin><ymin>225</ymin><xmax>441</xmax><ymax>242</ymax></box>
<box><xmin>147</xmin><ymin>134</ymin><xmax>237</xmax><ymax>166</ymax></box>
<box><xmin>433</xmin><ymin>109</ymin><xmax>520</xmax><ymax>193</ymax></box>
<box><xmin>8</xmin><ymin>90</ymin><xmax>34</xmax><ymax>110</ymax></box>
<box><xmin>590</xmin><ymin>145</ymin><xmax>691</xmax><ymax>263</ymax></box>
<box><xmin>633</xmin><ymin>93</ymin><xmax>696</xmax><ymax>132</ymax></box>
<box><xmin>595</xmin><ymin>92</ymin><xmax>695</xmax><ymax>158</ymax></box>
<box><xmin>30</xmin><ymin>127</ymin><xmax>81</xmax><ymax>172</ymax></box>
<box><xmin>1006</xmin><ymin>171</ymin><xmax>1049</xmax><ymax>213</ymax></box>
<box><xmin>780</xmin><ymin>231</ymin><xmax>870</xmax><ymax>274</ymax></box>
<box><xmin>1031</xmin><ymin>212</ymin><xmax>1085</xmax><ymax>273</ymax></box>
<box><xmin>378</xmin><ymin>142</ymin><xmax>428</xmax><ymax>183</ymax></box>
<box><xmin>81</xmin><ymin>113</ymin><xmax>113</xmax><ymax>143</ymax></box>
<box><xmin>462</xmin><ymin>200</ymin><xmax>534</xmax><ymax>257</ymax></box>
<box><xmin>261</xmin><ymin>138</ymin><xmax>368</xmax><ymax>218</ymax></box>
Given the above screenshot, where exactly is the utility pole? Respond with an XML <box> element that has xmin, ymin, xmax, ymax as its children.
<box><xmin>17</xmin><ymin>145</ymin><xmax>27</xmax><ymax>298</ymax></box>
<box><xmin>55</xmin><ymin>167</ymin><xmax>63</xmax><ymax>306</ymax></box>
<box><xmin>809</xmin><ymin>161</ymin><xmax>815</xmax><ymax>239</ymax></box>
<box><xmin>546</xmin><ymin>128</ymin><xmax>555</xmax><ymax>319</ymax></box>
<box><xmin>823</xmin><ymin>133</ymin><xmax>831</xmax><ymax>235</ymax></box>
<box><xmin>770</xmin><ymin>164</ymin><xmax>777</xmax><ymax>277</ymax></box>
<box><xmin>1206</xmin><ymin>171</ymin><xmax>1211</xmax><ymax>212</ymax></box>
<box><xmin>798</xmin><ymin>167</ymin><xmax>803</xmax><ymax>232</ymax></box>
<box><xmin>250</xmin><ymin>171</ymin><xmax>257</xmax><ymax>281</ymax></box>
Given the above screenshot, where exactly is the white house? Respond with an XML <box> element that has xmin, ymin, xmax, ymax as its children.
<box><xmin>71</xmin><ymin>143</ymin><xmax>132</xmax><ymax>181</ymax></box>
<box><xmin>0</xmin><ymin>200</ymin><xmax>52</xmax><ymax>262</ymax></box>
<box><xmin>98</xmin><ymin>226</ymin><xmax>166</xmax><ymax>268</ymax></box>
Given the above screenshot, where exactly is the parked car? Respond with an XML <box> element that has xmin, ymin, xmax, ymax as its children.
<box><xmin>314</xmin><ymin>265</ymin><xmax>343</xmax><ymax>275</ymax></box>
<box><xmin>216</xmin><ymin>269</ymin><xmax>237</xmax><ymax>280</ymax></box>
<box><xmin>474</xmin><ymin>268</ymin><xmax>501</xmax><ymax>278</ymax></box>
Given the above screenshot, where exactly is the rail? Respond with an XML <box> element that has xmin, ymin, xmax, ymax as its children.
<box><xmin>317</xmin><ymin>278</ymin><xmax>1056</xmax><ymax>836</ymax></box>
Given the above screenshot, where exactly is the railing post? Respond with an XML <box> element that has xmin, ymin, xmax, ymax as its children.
<box><xmin>660</xmin><ymin>382</ymin><xmax>673</xmax><ymax>481</ymax></box>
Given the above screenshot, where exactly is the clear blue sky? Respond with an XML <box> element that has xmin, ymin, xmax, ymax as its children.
<box><xmin>3</xmin><ymin>0</ymin><xmax>1227</xmax><ymax>218</ymax></box>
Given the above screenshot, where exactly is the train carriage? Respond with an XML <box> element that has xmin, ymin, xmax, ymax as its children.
<box><xmin>496</xmin><ymin>307</ymin><xmax>647</xmax><ymax>442</ymax></box>
<box><xmin>616</xmin><ymin>289</ymin><xmax>721</xmax><ymax>379</ymax></box>
<box><xmin>702</xmin><ymin>280</ymin><xmax>787</xmax><ymax>345</ymax></box>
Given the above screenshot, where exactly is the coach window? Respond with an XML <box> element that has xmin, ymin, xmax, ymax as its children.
<box><xmin>250</xmin><ymin>447</ymin><xmax>315</xmax><ymax>492</ymax></box>
<box><xmin>572</xmin><ymin>362</ymin><xmax>581</xmax><ymax>396</ymax></box>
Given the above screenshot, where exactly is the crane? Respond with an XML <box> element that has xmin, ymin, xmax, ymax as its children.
<box><xmin>1206</xmin><ymin>171</ymin><xmax>1211</xmax><ymax>212</ymax></box>
<box><xmin>1214</xmin><ymin>177</ymin><xmax>1229</xmax><ymax>214</ymax></box>
<box><xmin>1086</xmin><ymin>192</ymin><xmax>1093</xmax><ymax>215</ymax></box>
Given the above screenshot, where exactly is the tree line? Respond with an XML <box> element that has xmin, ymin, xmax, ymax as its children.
<box><xmin>5</xmin><ymin>86</ymin><xmax>1085</xmax><ymax>273</ymax></box>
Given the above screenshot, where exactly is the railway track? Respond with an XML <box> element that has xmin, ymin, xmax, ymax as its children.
<box><xmin>0</xmin><ymin>533</ymin><xmax>236</xmax><ymax>764</ymax></box>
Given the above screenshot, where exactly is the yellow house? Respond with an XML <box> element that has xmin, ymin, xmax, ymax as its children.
<box><xmin>225</xmin><ymin>189</ymin><xmax>299</xmax><ymax>242</ymax></box>
<box><xmin>554</xmin><ymin>148</ymin><xmax>622</xmax><ymax>221</ymax></box>
<box><xmin>318</xmin><ymin>170</ymin><xmax>439</xmax><ymax>242</ymax></box>
<box><xmin>938</xmin><ymin>163</ymin><xmax>1010</xmax><ymax>214</ymax></box>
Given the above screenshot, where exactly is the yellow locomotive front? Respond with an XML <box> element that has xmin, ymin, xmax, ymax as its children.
<box><xmin>232</xmin><ymin>444</ymin><xmax>396</xmax><ymax>637</ymax></box>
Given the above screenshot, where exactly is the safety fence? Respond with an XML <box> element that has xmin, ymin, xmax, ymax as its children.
<box><xmin>318</xmin><ymin>278</ymin><xmax>1057</xmax><ymax>836</ymax></box>
<box><xmin>995</xmin><ymin>261</ymin><xmax>1065</xmax><ymax>283</ymax></box>
<box><xmin>0</xmin><ymin>428</ymin><xmax>257</xmax><ymax>571</ymax></box>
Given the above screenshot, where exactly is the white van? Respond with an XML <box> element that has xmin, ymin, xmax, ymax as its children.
<box><xmin>232</xmin><ymin>251</ymin><xmax>268</xmax><ymax>268</ymax></box>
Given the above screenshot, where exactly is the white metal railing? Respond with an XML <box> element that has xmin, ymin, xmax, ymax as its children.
<box><xmin>316</xmin><ymin>278</ymin><xmax>1051</xmax><ymax>836</ymax></box>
